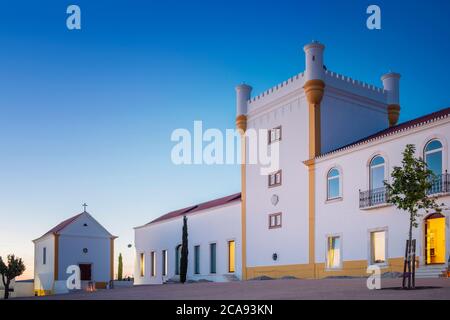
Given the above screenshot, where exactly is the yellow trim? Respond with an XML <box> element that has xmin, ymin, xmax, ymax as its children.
<box><xmin>303</xmin><ymin>79</ymin><xmax>325</xmax><ymax>278</ymax></box>
<box><xmin>247</xmin><ymin>258</ymin><xmax>405</xmax><ymax>280</ymax></box>
<box><xmin>54</xmin><ymin>234</ymin><xmax>59</xmax><ymax>281</ymax></box>
<box><xmin>248</xmin><ymin>263</ymin><xmax>315</xmax><ymax>279</ymax></box>
<box><xmin>110</xmin><ymin>238</ymin><xmax>114</xmax><ymax>280</ymax></box>
<box><xmin>237</xmin><ymin>115</ymin><xmax>248</xmax><ymax>280</ymax></box>
<box><xmin>95</xmin><ymin>282</ymin><xmax>108</xmax><ymax>289</ymax></box>
<box><xmin>304</xmin><ymin>79</ymin><xmax>325</xmax><ymax>159</ymax></box>
<box><xmin>236</xmin><ymin>114</ymin><xmax>247</xmax><ymax>132</ymax></box>
<box><xmin>387</xmin><ymin>104</ymin><xmax>400</xmax><ymax>127</ymax></box>
<box><xmin>34</xmin><ymin>289</ymin><xmax>52</xmax><ymax>296</ymax></box>
<box><xmin>308</xmin><ymin>162</ymin><xmax>316</xmax><ymax>276</ymax></box>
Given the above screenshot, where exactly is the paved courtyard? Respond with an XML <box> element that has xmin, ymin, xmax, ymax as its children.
<box><xmin>23</xmin><ymin>278</ymin><xmax>450</xmax><ymax>300</ymax></box>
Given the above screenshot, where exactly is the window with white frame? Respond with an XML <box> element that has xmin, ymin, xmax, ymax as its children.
<box><xmin>43</xmin><ymin>247</ymin><xmax>46</xmax><ymax>265</ymax></box>
<box><xmin>370</xmin><ymin>231</ymin><xmax>386</xmax><ymax>265</ymax></box>
<box><xmin>268</xmin><ymin>126</ymin><xmax>282</xmax><ymax>144</ymax></box>
<box><xmin>268</xmin><ymin>170</ymin><xmax>282</xmax><ymax>187</ymax></box>
<box><xmin>370</xmin><ymin>156</ymin><xmax>385</xmax><ymax>191</ymax></box>
<box><xmin>327</xmin><ymin>168</ymin><xmax>341</xmax><ymax>200</ymax></box>
<box><xmin>326</xmin><ymin>236</ymin><xmax>341</xmax><ymax>269</ymax></box>
<box><xmin>424</xmin><ymin>139</ymin><xmax>443</xmax><ymax>176</ymax></box>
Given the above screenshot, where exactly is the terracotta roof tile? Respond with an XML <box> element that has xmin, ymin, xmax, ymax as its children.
<box><xmin>39</xmin><ymin>213</ymin><xmax>84</xmax><ymax>238</ymax></box>
<box><xmin>318</xmin><ymin>107</ymin><xmax>450</xmax><ymax>158</ymax></box>
<box><xmin>146</xmin><ymin>193</ymin><xmax>241</xmax><ymax>225</ymax></box>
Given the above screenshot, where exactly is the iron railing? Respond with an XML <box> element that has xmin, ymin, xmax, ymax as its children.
<box><xmin>359</xmin><ymin>187</ymin><xmax>388</xmax><ymax>208</ymax></box>
<box><xmin>359</xmin><ymin>173</ymin><xmax>450</xmax><ymax>209</ymax></box>
<box><xmin>427</xmin><ymin>173</ymin><xmax>450</xmax><ymax>195</ymax></box>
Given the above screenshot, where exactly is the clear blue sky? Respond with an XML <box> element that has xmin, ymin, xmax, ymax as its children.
<box><xmin>0</xmin><ymin>0</ymin><xmax>449</xmax><ymax>278</ymax></box>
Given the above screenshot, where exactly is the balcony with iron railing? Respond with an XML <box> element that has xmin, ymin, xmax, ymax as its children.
<box><xmin>359</xmin><ymin>173</ymin><xmax>450</xmax><ymax>209</ymax></box>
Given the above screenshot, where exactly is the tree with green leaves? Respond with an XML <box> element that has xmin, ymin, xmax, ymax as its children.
<box><xmin>180</xmin><ymin>216</ymin><xmax>189</xmax><ymax>283</ymax></box>
<box><xmin>118</xmin><ymin>253</ymin><xmax>123</xmax><ymax>281</ymax></box>
<box><xmin>0</xmin><ymin>255</ymin><xmax>26</xmax><ymax>299</ymax></box>
<box><xmin>384</xmin><ymin>144</ymin><xmax>443</xmax><ymax>289</ymax></box>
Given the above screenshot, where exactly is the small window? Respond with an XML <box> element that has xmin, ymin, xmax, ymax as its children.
<box><xmin>269</xmin><ymin>213</ymin><xmax>282</xmax><ymax>229</ymax></box>
<box><xmin>210</xmin><ymin>243</ymin><xmax>217</xmax><ymax>274</ymax></box>
<box><xmin>162</xmin><ymin>250</ymin><xmax>168</xmax><ymax>276</ymax></box>
<box><xmin>268</xmin><ymin>170</ymin><xmax>282</xmax><ymax>187</ymax></box>
<box><xmin>139</xmin><ymin>253</ymin><xmax>145</xmax><ymax>277</ymax></box>
<box><xmin>175</xmin><ymin>245</ymin><xmax>182</xmax><ymax>275</ymax></box>
<box><xmin>43</xmin><ymin>247</ymin><xmax>46</xmax><ymax>265</ymax></box>
<box><xmin>370</xmin><ymin>231</ymin><xmax>386</xmax><ymax>265</ymax></box>
<box><xmin>268</xmin><ymin>126</ymin><xmax>282</xmax><ymax>144</ymax></box>
<box><xmin>150</xmin><ymin>251</ymin><xmax>156</xmax><ymax>277</ymax></box>
<box><xmin>326</xmin><ymin>236</ymin><xmax>341</xmax><ymax>269</ymax></box>
<box><xmin>327</xmin><ymin>168</ymin><xmax>341</xmax><ymax>200</ymax></box>
<box><xmin>194</xmin><ymin>245</ymin><xmax>200</xmax><ymax>275</ymax></box>
<box><xmin>228</xmin><ymin>241</ymin><xmax>235</xmax><ymax>273</ymax></box>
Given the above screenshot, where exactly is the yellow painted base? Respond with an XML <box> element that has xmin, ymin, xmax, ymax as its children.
<box><xmin>34</xmin><ymin>289</ymin><xmax>53</xmax><ymax>296</ymax></box>
<box><xmin>95</xmin><ymin>281</ymin><xmax>108</xmax><ymax>289</ymax></box>
<box><xmin>247</xmin><ymin>258</ymin><xmax>405</xmax><ymax>280</ymax></box>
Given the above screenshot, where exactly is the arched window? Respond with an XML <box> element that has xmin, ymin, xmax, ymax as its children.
<box><xmin>327</xmin><ymin>168</ymin><xmax>341</xmax><ymax>200</ymax></box>
<box><xmin>370</xmin><ymin>156</ymin><xmax>385</xmax><ymax>191</ymax></box>
<box><xmin>424</xmin><ymin>140</ymin><xmax>443</xmax><ymax>176</ymax></box>
<box><xmin>175</xmin><ymin>244</ymin><xmax>182</xmax><ymax>275</ymax></box>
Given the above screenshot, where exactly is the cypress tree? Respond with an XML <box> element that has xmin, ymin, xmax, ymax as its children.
<box><xmin>180</xmin><ymin>216</ymin><xmax>189</xmax><ymax>283</ymax></box>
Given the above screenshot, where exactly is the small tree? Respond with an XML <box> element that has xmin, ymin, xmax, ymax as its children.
<box><xmin>180</xmin><ymin>216</ymin><xmax>189</xmax><ymax>283</ymax></box>
<box><xmin>384</xmin><ymin>144</ymin><xmax>443</xmax><ymax>289</ymax></box>
<box><xmin>118</xmin><ymin>253</ymin><xmax>123</xmax><ymax>281</ymax></box>
<box><xmin>0</xmin><ymin>255</ymin><xmax>26</xmax><ymax>299</ymax></box>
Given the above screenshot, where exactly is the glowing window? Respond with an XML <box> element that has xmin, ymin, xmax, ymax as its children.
<box><xmin>326</xmin><ymin>236</ymin><xmax>341</xmax><ymax>269</ymax></box>
<box><xmin>228</xmin><ymin>241</ymin><xmax>235</xmax><ymax>273</ymax></box>
<box><xmin>370</xmin><ymin>231</ymin><xmax>386</xmax><ymax>264</ymax></box>
<box><xmin>139</xmin><ymin>253</ymin><xmax>145</xmax><ymax>277</ymax></box>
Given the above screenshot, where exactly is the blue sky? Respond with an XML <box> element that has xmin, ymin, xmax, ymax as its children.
<box><xmin>0</xmin><ymin>0</ymin><xmax>449</xmax><ymax>278</ymax></box>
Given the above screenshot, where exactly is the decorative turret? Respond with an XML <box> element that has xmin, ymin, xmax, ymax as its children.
<box><xmin>381</xmin><ymin>72</ymin><xmax>401</xmax><ymax>127</ymax></box>
<box><xmin>303</xmin><ymin>41</ymin><xmax>326</xmax><ymax>158</ymax></box>
<box><xmin>235</xmin><ymin>84</ymin><xmax>252</xmax><ymax>133</ymax></box>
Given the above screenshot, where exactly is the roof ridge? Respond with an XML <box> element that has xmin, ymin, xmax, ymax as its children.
<box><xmin>317</xmin><ymin>107</ymin><xmax>450</xmax><ymax>158</ymax></box>
<box><xmin>144</xmin><ymin>193</ymin><xmax>241</xmax><ymax>226</ymax></box>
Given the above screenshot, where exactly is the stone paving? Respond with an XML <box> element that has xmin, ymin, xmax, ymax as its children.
<box><xmin>22</xmin><ymin>278</ymin><xmax>450</xmax><ymax>300</ymax></box>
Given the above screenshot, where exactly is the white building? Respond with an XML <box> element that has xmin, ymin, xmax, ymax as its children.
<box><xmin>33</xmin><ymin>210</ymin><xmax>116</xmax><ymax>295</ymax></box>
<box><xmin>134</xmin><ymin>41</ymin><xmax>449</xmax><ymax>283</ymax></box>
<box><xmin>134</xmin><ymin>194</ymin><xmax>241</xmax><ymax>284</ymax></box>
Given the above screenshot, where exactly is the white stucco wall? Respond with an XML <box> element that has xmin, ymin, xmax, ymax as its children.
<box><xmin>57</xmin><ymin>214</ymin><xmax>112</xmax><ymax>282</ymax></box>
<box><xmin>33</xmin><ymin>234</ymin><xmax>54</xmax><ymax>292</ymax></box>
<box><xmin>33</xmin><ymin>212</ymin><xmax>114</xmax><ymax>293</ymax></box>
<box><xmin>246</xmin><ymin>96</ymin><xmax>310</xmax><ymax>268</ymax></box>
<box><xmin>245</xmin><ymin>73</ymin><xmax>389</xmax><ymax>269</ymax></box>
<box><xmin>315</xmin><ymin>118</ymin><xmax>450</xmax><ymax>268</ymax></box>
<box><xmin>134</xmin><ymin>201</ymin><xmax>241</xmax><ymax>285</ymax></box>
